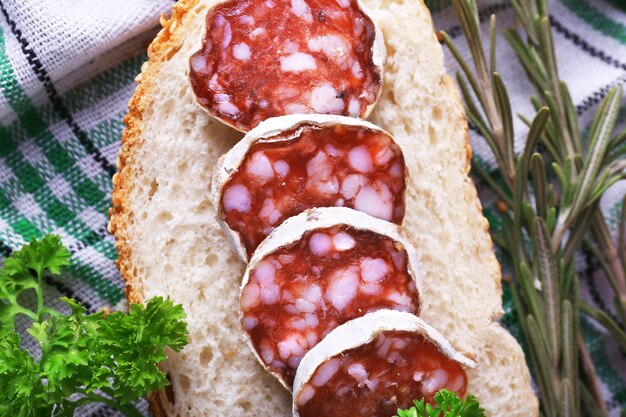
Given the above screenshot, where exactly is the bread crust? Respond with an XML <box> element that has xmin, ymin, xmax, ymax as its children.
<box><xmin>109</xmin><ymin>0</ymin><xmax>199</xmax><ymax>305</ymax></box>
<box><xmin>109</xmin><ymin>0</ymin><xmax>533</xmax><ymax>415</ymax></box>
<box><xmin>109</xmin><ymin>3</ymin><xmax>198</xmax><ymax>411</ymax></box>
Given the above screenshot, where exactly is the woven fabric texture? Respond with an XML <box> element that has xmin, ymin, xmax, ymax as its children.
<box><xmin>0</xmin><ymin>0</ymin><xmax>624</xmax><ymax>415</ymax></box>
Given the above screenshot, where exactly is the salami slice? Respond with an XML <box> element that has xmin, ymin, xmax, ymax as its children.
<box><xmin>212</xmin><ymin>114</ymin><xmax>407</xmax><ymax>260</ymax></box>
<box><xmin>188</xmin><ymin>0</ymin><xmax>385</xmax><ymax>131</ymax></box>
<box><xmin>292</xmin><ymin>310</ymin><xmax>474</xmax><ymax>417</ymax></box>
<box><xmin>239</xmin><ymin>207</ymin><xmax>421</xmax><ymax>389</ymax></box>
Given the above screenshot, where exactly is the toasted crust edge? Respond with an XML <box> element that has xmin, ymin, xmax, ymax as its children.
<box><xmin>109</xmin><ymin>0</ymin><xmax>199</xmax><ymax>304</ymax></box>
<box><xmin>108</xmin><ymin>2</ymin><xmax>199</xmax><ymax>414</ymax></box>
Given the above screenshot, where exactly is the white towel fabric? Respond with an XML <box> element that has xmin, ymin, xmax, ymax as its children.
<box><xmin>0</xmin><ymin>0</ymin><xmax>624</xmax><ymax>415</ymax></box>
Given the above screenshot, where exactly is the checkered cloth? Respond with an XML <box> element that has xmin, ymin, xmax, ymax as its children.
<box><xmin>0</xmin><ymin>0</ymin><xmax>624</xmax><ymax>415</ymax></box>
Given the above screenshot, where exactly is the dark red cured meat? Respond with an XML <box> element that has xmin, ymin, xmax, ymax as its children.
<box><xmin>220</xmin><ymin>123</ymin><xmax>406</xmax><ymax>257</ymax></box>
<box><xmin>240</xmin><ymin>225</ymin><xmax>419</xmax><ymax>387</ymax></box>
<box><xmin>189</xmin><ymin>0</ymin><xmax>382</xmax><ymax>131</ymax></box>
<box><xmin>295</xmin><ymin>330</ymin><xmax>468</xmax><ymax>417</ymax></box>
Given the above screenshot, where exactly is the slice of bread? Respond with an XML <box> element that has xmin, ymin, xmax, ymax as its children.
<box><xmin>109</xmin><ymin>0</ymin><xmax>539</xmax><ymax>415</ymax></box>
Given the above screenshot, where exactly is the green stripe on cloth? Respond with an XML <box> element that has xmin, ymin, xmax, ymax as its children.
<box><xmin>35</xmin><ymin>53</ymin><xmax>145</xmax><ymax>128</ymax></box>
<box><xmin>67</xmin><ymin>261</ymin><xmax>121</xmax><ymax>305</ymax></box>
<box><xmin>561</xmin><ymin>0</ymin><xmax>626</xmax><ymax>44</ymax></box>
<box><xmin>501</xmin><ymin>283</ymin><xmax>523</xmax><ymax>339</ymax></box>
<box><xmin>0</xmin><ymin>26</ymin><xmax>124</xmax><ymax>303</ymax></box>
<box><xmin>89</xmin><ymin>115</ymin><xmax>127</xmax><ymax>149</ymax></box>
<box><xmin>0</xmin><ymin>124</ymin><xmax>16</xmax><ymax>157</ymax></box>
<box><xmin>0</xmin><ymin>164</ymin><xmax>122</xmax><ymax>303</ymax></box>
<box><xmin>62</xmin><ymin>55</ymin><xmax>145</xmax><ymax>114</ymax></box>
<box><xmin>2</xmin><ymin>96</ymin><xmax>112</xmax><ymax>202</ymax></box>
<box><xmin>0</xmin><ymin>26</ymin><xmax>110</xmax><ymax>209</ymax></box>
<box><xmin>0</xmin><ymin>139</ymin><xmax>121</xmax><ymax>301</ymax></box>
<box><xmin>0</xmin><ymin>187</ymin><xmax>43</xmax><ymax>244</ymax></box>
<box><xmin>0</xmin><ymin>28</ymin><xmax>30</xmax><ymax>115</ymax></box>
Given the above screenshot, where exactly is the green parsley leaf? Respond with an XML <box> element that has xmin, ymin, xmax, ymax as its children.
<box><xmin>0</xmin><ymin>331</ymin><xmax>50</xmax><ymax>417</ymax></box>
<box><xmin>88</xmin><ymin>296</ymin><xmax>189</xmax><ymax>404</ymax></box>
<box><xmin>0</xmin><ymin>235</ymin><xmax>189</xmax><ymax>416</ymax></box>
<box><xmin>4</xmin><ymin>234</ymin><xmax>71</xmax><ymax>277</ymax></box>
<box><xmin>0</xmin><ymin>235</ymin><xmax>71</xmax><ymax>332</ymax></box>
<box><xmin>395</xmin><ymin>390</ymin><xmax>487</xmax><ymax>417</ymax></box>
<box><xmin>29</xmin><ymin>302</ymin><xmax>92</xmax><ymax>401</ymax></box>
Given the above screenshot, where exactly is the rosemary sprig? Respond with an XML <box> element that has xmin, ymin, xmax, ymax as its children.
<box><xmin>504</xmin><ymin>2</ymin><xmax>626</xmax><ymax>336</ymax></box>
<box><xmin>442</xmin><ymin>0</ymin><xmax>626</xmax><ymax>416</ymax></box>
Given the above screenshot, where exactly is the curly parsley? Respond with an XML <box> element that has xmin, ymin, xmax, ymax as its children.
<box><xmin>0</xmin><ymin>235</ymin><xmax>189</xmax><ymax>417</ymax></box>
<box><xmin>395</xmin><ymin>390</ymin><xmax>487</xmax><ymax>417</ymax></box>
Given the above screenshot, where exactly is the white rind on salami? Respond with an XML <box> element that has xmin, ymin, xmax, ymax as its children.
<box><xmin>247</xmin><ymin>207</ymin><xmax>420</xmax><ymax>280</ymax></box>
<box><xmin>292</xmin><ymin>310</ymin><xmax>475</xmax><ymax>417</ymax></box>
<box><xmin>188</xmin><ymin>0</ymin><xmax>386</xmax><ymax>132</ymax></box>
<box><xmin>239</xmin><ymin>206</ymin><xmax>423</xmax><ymax>389</ymax></box>
<box><xmin>212</xmin><ymin>114</ymin><xmax>406</xmax><ymax>260</ymax></box>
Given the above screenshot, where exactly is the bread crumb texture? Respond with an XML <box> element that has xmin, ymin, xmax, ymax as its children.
<box><xmin>110</xmin><ymin>0</ymin><xmax>539</xmax><ymax>415</ymax></box>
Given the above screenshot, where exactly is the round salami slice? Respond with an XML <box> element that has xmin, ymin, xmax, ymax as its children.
<box><xmin>212</xmin><ymin>114</ymin><xmax>407</xmax><ymax>260</ymax></box>
<box><xmin>292</xmin><ymin>310</ymin><xmax>475</xmax><ymax>417</ymax></box>
<box><xmin>239</xmin><ymin>207</ymin><xmax>422</xmax><ymax>389</ymax></box>
<box><xmin>188</xmin><ymin>0</ymin><xmax>385</xmax><ymax>131</ymax></box>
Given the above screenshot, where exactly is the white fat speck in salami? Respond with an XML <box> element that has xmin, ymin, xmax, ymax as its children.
<box><xmin>292</xmin><ymin>310</ymin><xmax>475</xmax><ymax>417</ymax></box>
<box><xmin>280</xmin><ymin>53</ymin><xmax>318</xmax><ymax>73</ymax></box>
<box><xmin>238</xmin><ymin>207</ymin><xmax>422</xmax><ymax>389</ymax></box>
<box><xmin>232</xmin><ymin>42</ymin><xmax>252</xmax><ymax>61</ymax></box>
<box><xmin>222</xmin><ymin>184</ymin><xmax>252</xmax><ymax>213</ymax></box>
<box><xmin>211</xmin><ymin>115</ymin><xmax>407</xmax><ymax>260</ymax></box>
<box><xmin>188</xmin><ymin>0</ymin><xmax>385</xmax><ymax>132</ymax></box>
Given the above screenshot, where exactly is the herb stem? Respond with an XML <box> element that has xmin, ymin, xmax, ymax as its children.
<box><xmin>577</xmin><ymin>335</ymin><xmax>609</xmax><ymax>417</ymax></box>
<box><xmin>537</xmin><ymin>16</ymin><xmax>579</xmax><ymax>164</ymax></box>
<box><xmin>590</xmin><ymin>210</ymin><xmax>626</xmax><ymax>321</ymax></box>
<box><xmin>15</xmin><ymin>305</ymin><xmax>38</xmax><ymax>321</ymax></box>
<box><xmin>593</xmin><ymin>211</ymin><xmax>626</xmax><ymax>294</ymax></box>
<box><xmin>36</xmin><ymin>270</ymin><xmax>44</xmax><ymax>323</ymax></box>
<box><xmin>562</xmin><ymin>206</ymin><xmax>595</xmax><ymax>263</ymax></box>
<box><xmin>551</xmin><ymin>213</ymin><xmax>571</xmax><ymax>253</ymax></box>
